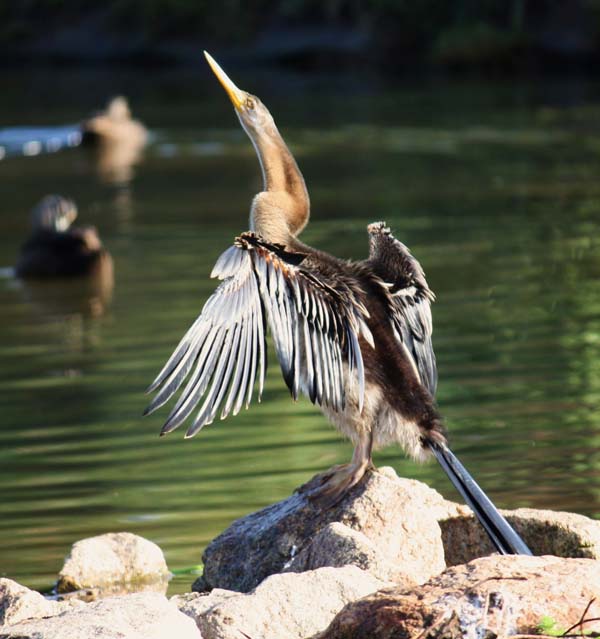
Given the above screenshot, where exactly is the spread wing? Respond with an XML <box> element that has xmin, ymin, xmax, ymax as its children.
<box><xmin>367</xmin><ymin>221</ymin><xmax>437</xmax><ymax>396</ymax></box>
<box><xmin>145</xmin><ymin>232</ymin><xmax>373</xmax><ymax>438</ymax></box>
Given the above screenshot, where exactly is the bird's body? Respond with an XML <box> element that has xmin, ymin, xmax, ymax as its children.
<box><xmin>146</xmin><ymin>53</ymin><xmax>531</xmax><ymax>554</ymax></box>
<box><xmin>82</xmin><ymin>96</ymin><xmax>147</xmax><ymax>147</ymax></box>
<box><xmin>16</xmin><ymin>195</ymin><xmax>111</xmax><ymax>279</ymax></box>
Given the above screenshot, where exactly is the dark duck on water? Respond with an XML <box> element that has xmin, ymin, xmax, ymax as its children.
<box><xmin>16</xmin><ymin>195</ymin><xmax>111</xmax><ymax>279</ymax></box>
<box><xmin>145</xmin><ymin>52</ymin><xmax>531</xmax><ymax>555</ymax></box>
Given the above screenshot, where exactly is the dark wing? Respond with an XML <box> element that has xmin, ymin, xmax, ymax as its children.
<box><xmin>366</xmin><ymin>221</ymin><xmax>437</xmax><ymax>396</ymax></box>
<box><xmin>145</xmin><ymin>232</ymin><xmax>373</xmax><ymax>438</ymax></box>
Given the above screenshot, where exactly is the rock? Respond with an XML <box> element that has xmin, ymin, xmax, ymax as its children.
<box><xmin>440</xmin><ymin>506</ymin><xmax>600</xmax><ymax>565</ymax></box>
<box><xmin>283</xmin><ymin>522</ymin><xmax>417</xmax><ymax>586</ymax></box>
<box><xmin>173</xmin><ymin>588</ymin><xmax>239</xmax><ymax>620</ymax></box>
<box><xmin>0</xmin><ymin>579</ymin><xmax>86</xmax><ymax>627</ymax></box>
<box><xmin>57</xmin><ymin>532</ymin><xmax>169</xmax><ymax>596</ymax></box>
<box><xmin>195</xmin><ymin>465</ymin><xmax>600</xmax><ymax>594</ymax></box>
<box><xmin>195</xmin><ymin>467</ymin><xmax>455</xmax><ymax>592</ymax></box>
<box><xmin>175</xmin><ymin>566</ymin><xmax>386</xmax><ymax>639</ymax></box>
<box><xmin>317</xmin><ymin>555</ymin><xmax>600</xmax><ymax>639</ymax></box>
<box><xmin>0</xmin><ymin>579</ymin><xmax>56</xmax><ymax>626</ymax></box>
<box><xmin>0</xmin><ymin>592</ymin><xmax>201</xmax><ymax>639</ymax></box>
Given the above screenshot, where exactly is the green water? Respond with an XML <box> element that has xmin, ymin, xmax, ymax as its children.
<box><xmin>1</xmin><ymin>69</ymin><xmax>600</xmax><ymax>595</ymax></box>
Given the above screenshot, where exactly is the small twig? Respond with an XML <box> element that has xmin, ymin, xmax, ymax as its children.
<box><xmin>562</xmin><ymin>598</ymin><xmax>597</xmax><ymax>637</ymax></box>
<box><xmin>509</xmin><ymin>626</ymin><xmax>600</xmax><ymax>638</ymax></box>
<box><xmin>564</xmin><ymin>623</ymin><xmax>600</xmax><ymax>637</ymax></box>
<box><xmin>509</xmin><ymin>599</ymin><xmax>600</xmax><ymax>638</ymax></box>
<box><xmin>472</xmin><ymin>576</ymin><xmax>528</xmax><ymax>588</ymax></box>
<box><xmin>413</xmin><ymin>612</ymin><xmax>454</xmax><ymax>639</ymax></box>
<box><xmin>509</xmin><ymin>635</ymin><xmax>596</xmax><ymax>638</ymax></box>
<box><xmin>415</xmin><ymin>611</ymin><xmax>454</xmax><ymax>639</ymax></box>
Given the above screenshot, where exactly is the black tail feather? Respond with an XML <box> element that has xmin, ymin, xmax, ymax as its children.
<box><xmin>429</xmin><ymin>441</ymin><xmax>532</xmax><ymax>555</ymax></box>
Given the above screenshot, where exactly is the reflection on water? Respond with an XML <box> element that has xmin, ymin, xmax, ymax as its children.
<box><xmin>17</xmin><ymin>256</ymin><xmax>114</xmax><ymax>320</ymax></box>
<box><xmin>87</xmin><ymin>140</ymin><xmax>145</xmax><ymax>186</ymax></box>
<box><xmin>1</xmin><ymin>70</ymin><xmax>600</xmax><ymax>594</ymax></box>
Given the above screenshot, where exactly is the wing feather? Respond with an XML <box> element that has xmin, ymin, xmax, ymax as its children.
<box><xmin>185</xmin><ymin>330</ymin><xmax>236</xmax><ymax>435</ymax></box>
<box><xmin>145</xmin><ymin>316</ymin><xmax>202</xmax><ymax>394</ymax></box>
<box><xmin>301</xmin><ymin>314</ymin><xmax>316</xmax><ymax>403</ymax></box>
<box><xmin>219</xmin><ymin>322</ymin><xmax>243</xmax><ymax>419</ymax></box>
<box><xmin>245</xmin><ymin>307</ymin><xmax>259</xmax><ymax>408</ymax></box>
<box><xmin>146</xmin><ymin>232</ymin><xmax>372</xmax><ymax>436</ymax></box>
<box><xmin>227</xmin><ymin>323</ymin><xmax>248</xmax><ymax>418</ymax></box>
<box><xmin>311</xmin><ymin>321</ymin><xmax>324</xmax><ymax>404</ymax></box>
<box><xmin>367</xmin><ymin>221</ymin><xmax>437</xmax><ymax>396</ymax></box>
<box><xmin>234</xmin><ymin>311</ymin><xmax>254</xmax><ymax>415</ymax></box>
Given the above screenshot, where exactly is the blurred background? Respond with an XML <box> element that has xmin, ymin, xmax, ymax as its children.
<box><xmin>1</xmin><ymin>0</ymin><xmax>600</xmax><ymax>595</ymax></box>
<box><xmin>3</xmin><ymin>0</ymin><xmax>600</xmax><ymax>70</ymax></box>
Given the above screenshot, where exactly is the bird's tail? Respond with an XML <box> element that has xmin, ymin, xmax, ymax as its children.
<box><xmin>429</xmin><ymin>440</ymin><xmax>532</xmax><ymax>555</ymax></box>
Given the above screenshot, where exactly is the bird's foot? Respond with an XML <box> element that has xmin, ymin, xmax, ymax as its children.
<box><xmin>307</xmin><ymin>460</ymin><xmax>371</xmax><ymax>510</ymax></box>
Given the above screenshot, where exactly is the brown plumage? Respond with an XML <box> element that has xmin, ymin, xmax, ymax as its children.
<box><xmin>145</xmin><ymin>53</ymin><xmax>532</xmax><ymax>555</ymax></box>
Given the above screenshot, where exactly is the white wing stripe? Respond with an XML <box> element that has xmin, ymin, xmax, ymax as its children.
<box><xmin>311</xmin><ymin>324</ymin><xmax>324</xmax><ymax>403</ymax></box>
<box><xmin>162</xmin><ymin>325</ymin><xmax>221</xmax><ymax>432</ymax></box>
<box><xmin>301</xmin><ymin>315</ymin><xmax>315</xmax><ymax>401</ymax></box>
<box><xmin>246</xmin><ymin>305</ymin><xmax>259</xmax><ymax>408</ymax></box>
<box><xmin>220</xmin><ymin>322</ymin><xmax>244</xmax><ymax>419</ymax></box>
<box><xmin>235</xmin><ymin>312</ymin><xmax>253</xmax><ymax>414</ymax></box>
<box><xmin>223</xmin><ymin>322</ymin><xmax>248</xmax><ymax>417</ymax></box>
<box><xmin>147</xmin><ymin>239</ymin><xmax>372</xmax><ymax>436</ymax></box>
<box><xmin>187</xmin><ymin>329</ymin><xmax>236</xmax><ymax>433</ymax></box>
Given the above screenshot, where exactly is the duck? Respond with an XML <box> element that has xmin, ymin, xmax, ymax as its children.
<box><xmin>16</xmin><ymin>195</ymin><xmax>112</xmax><ymax>279</ymax></box>
<box><xmin>82</xmin><ymin>97</ymin><xmax>147</xmax><ymax>184</ymax></box>
<box><xmin>82</xmin><ymin>96</ymin><xmax>147</xmax><ymax>147</ymax></box>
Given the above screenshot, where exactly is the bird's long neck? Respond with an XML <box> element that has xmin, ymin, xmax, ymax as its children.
<box><xmin>247</xmin><ymin>125</ymin><xmax>310</xmax><ymax>245</ymax></box>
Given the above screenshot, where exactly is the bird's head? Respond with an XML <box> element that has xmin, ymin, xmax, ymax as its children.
<box><xmin>204</xmin><ymin>51</ymin><xmax>309</xmax><ymax>241</ymax></box>
<box><xmin>204</xmin><ymin>51</ymin><xmax>277</xmax><ymax>142</ymax></box>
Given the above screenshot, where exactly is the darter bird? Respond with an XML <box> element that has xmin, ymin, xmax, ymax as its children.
<box><xmin>145</xmin><ymin>52</ymin><xmax>531</xmax><ymax>555</ymax></box>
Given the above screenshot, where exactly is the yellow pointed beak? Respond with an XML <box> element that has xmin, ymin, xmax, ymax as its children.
<box><xmin>204</xmin><ymin>51</ymin><xmax>245</xmax><ymax>110</ymax></box>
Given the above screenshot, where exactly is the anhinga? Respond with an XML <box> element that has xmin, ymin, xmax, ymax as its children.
<box><xmin>146</xmin><ymin>52</ymin><xmax>532</xmax><ymax>556</ymax></box>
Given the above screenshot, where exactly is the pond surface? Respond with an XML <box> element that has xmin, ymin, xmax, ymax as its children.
<box><xmin>1</xmin><ymin>68</ymin><xmax>600</xmax><ymax>594</ymax></box>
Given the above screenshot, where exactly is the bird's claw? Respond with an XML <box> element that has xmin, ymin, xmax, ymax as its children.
<box><xmin>306</xmin><ymin>461</ymin><xmax>371</xmax><ymax>509</ymax></box>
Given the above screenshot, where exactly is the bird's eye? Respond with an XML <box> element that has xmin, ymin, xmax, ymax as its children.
<box><xmin>245</xmin><ymin>97</ymin><xmax>255</xmax><ymax>110</ymax></box>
